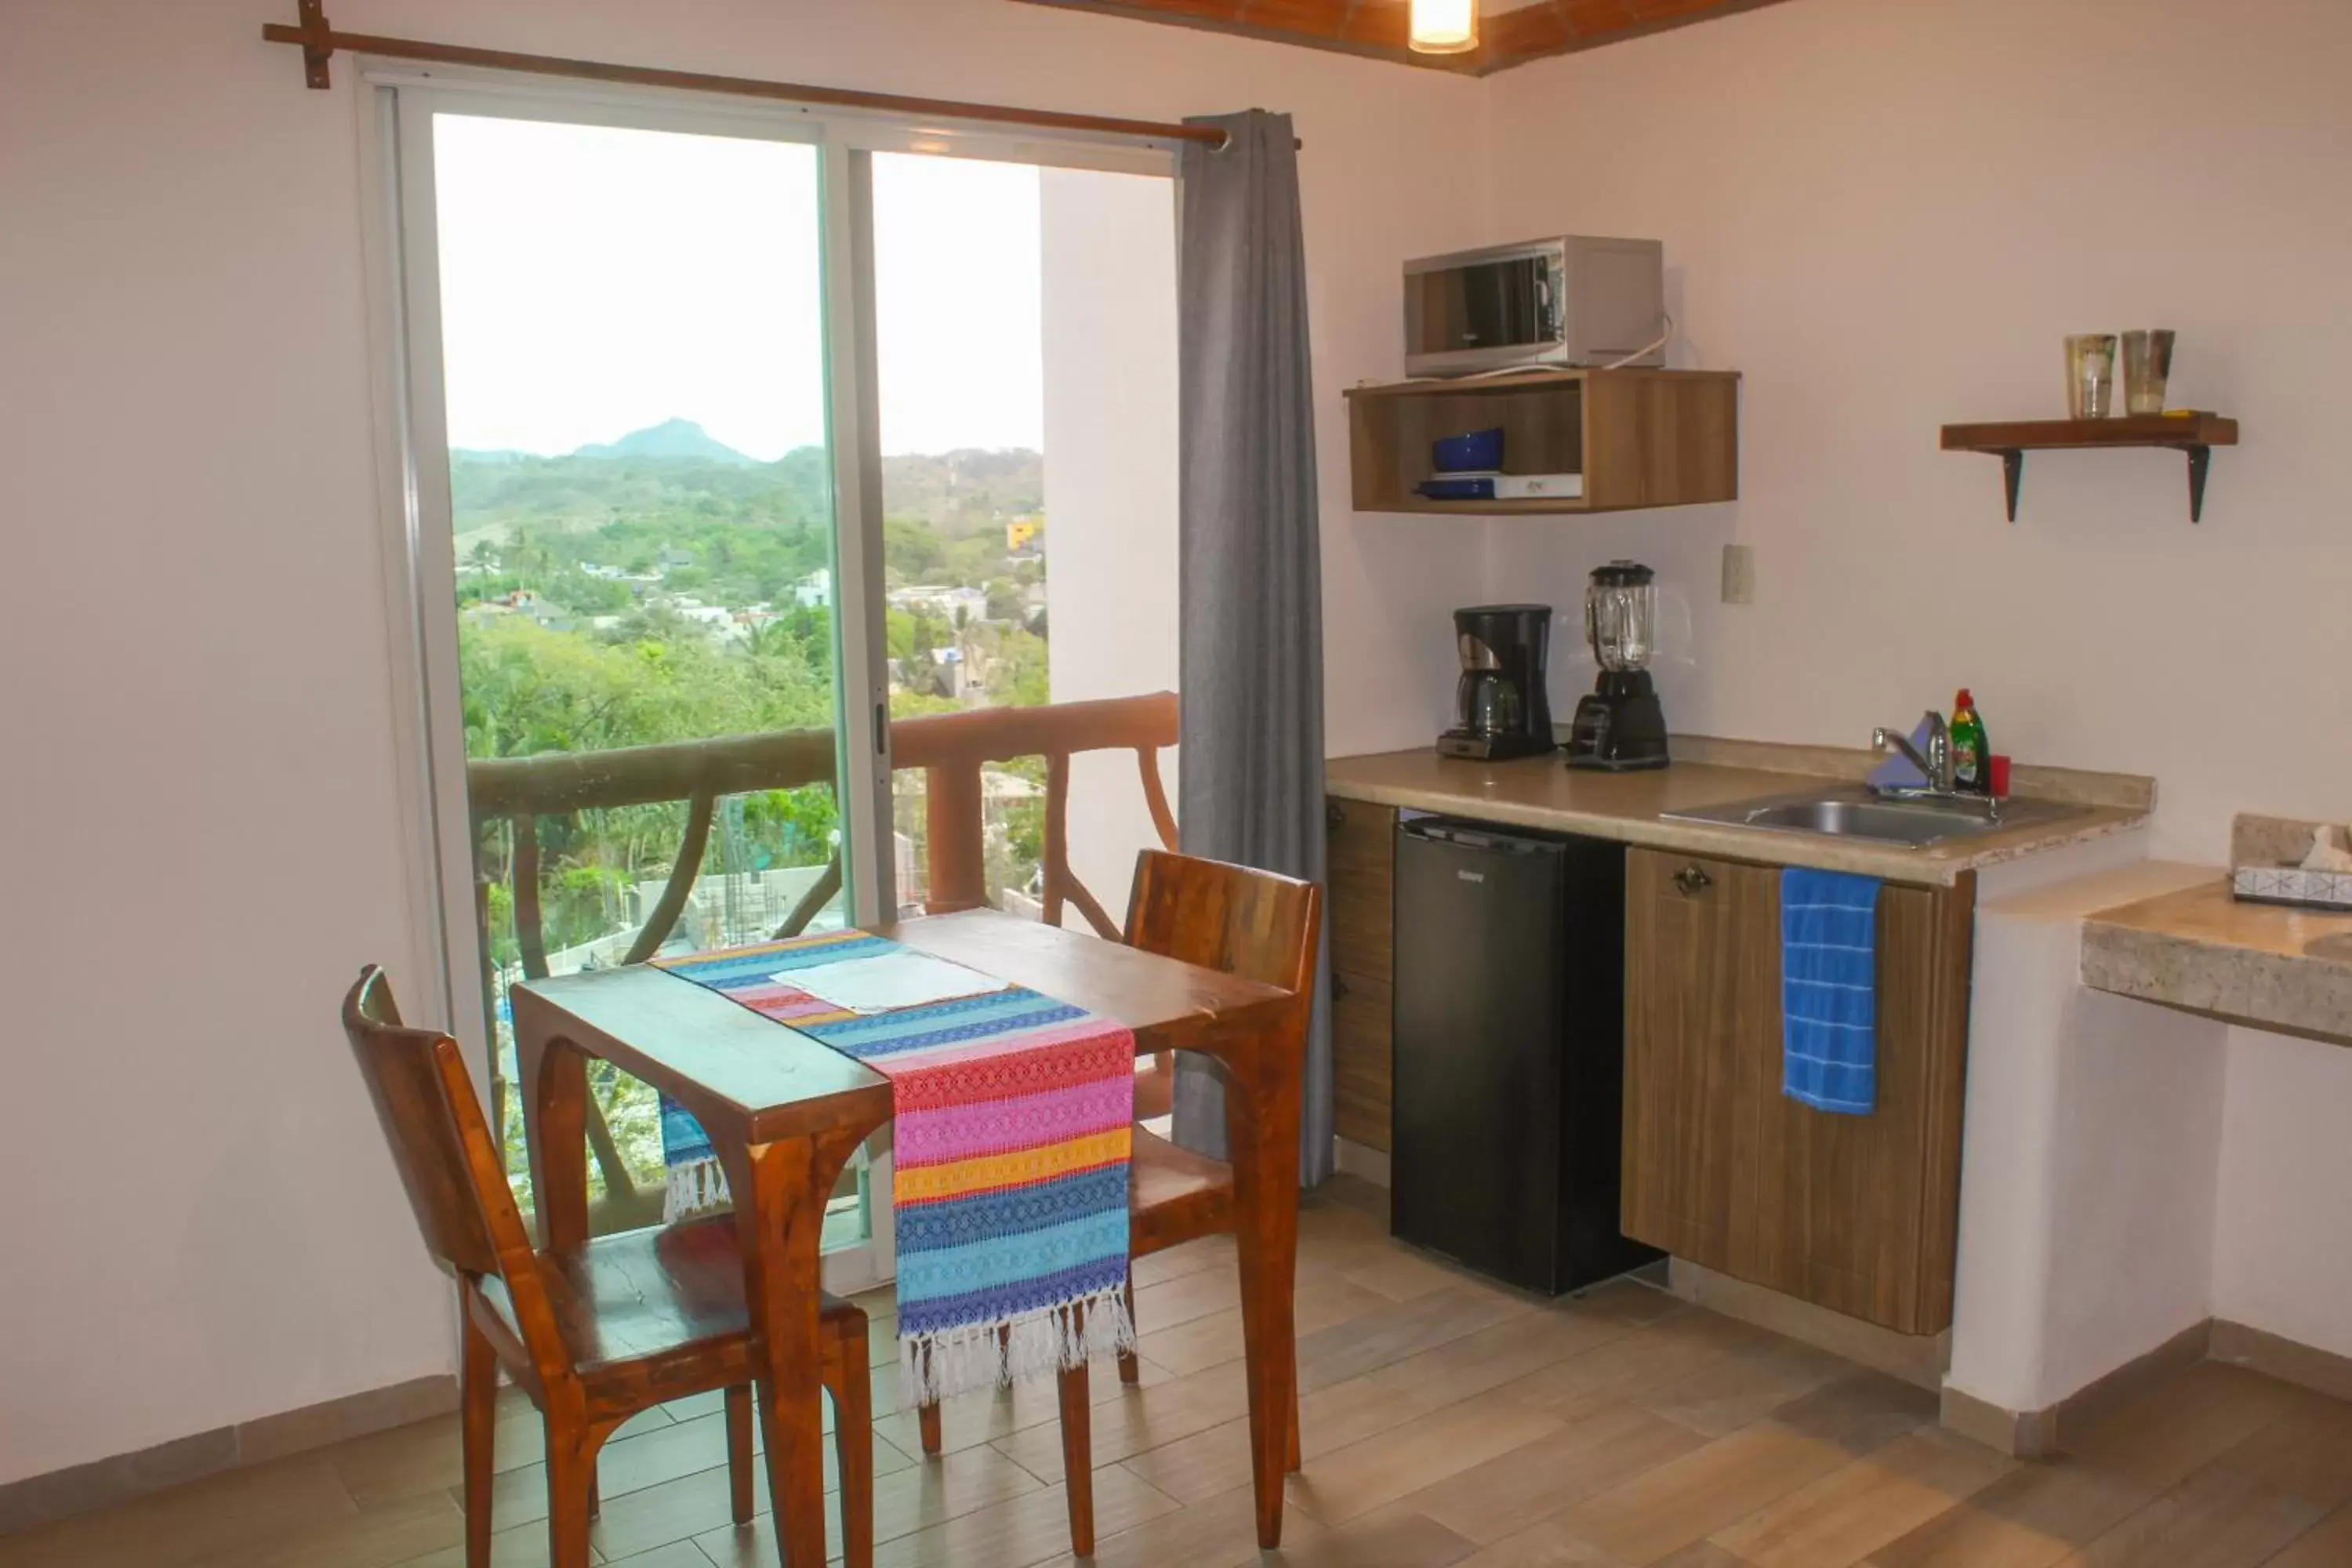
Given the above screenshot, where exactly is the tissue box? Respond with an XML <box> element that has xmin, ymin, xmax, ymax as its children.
<box><xmin>2232</xmin><ymin>865</ymin><xmax>2352</xmax><ymax>913</ymax></box>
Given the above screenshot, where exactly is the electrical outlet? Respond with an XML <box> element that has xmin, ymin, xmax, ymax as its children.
<box><xmin>1722</xmin><ymin>543</ymin><xmax>1756</xmax><ymax>605</ymax></box>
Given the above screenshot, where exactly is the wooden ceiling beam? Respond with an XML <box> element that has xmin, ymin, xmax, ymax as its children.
<box><xmin>1011</xmin><ymin>0</ymin><xmax>1798</xmax><ymax>75</ymax></box>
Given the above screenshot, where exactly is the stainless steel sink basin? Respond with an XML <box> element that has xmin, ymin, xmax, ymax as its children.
<box><xmin>1662</xmin><ymin>789</ymin><xmax>2082</xmax><ymax>848</ymax></box>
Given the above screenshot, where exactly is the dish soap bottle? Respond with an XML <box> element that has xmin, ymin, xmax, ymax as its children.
<box><xmin>1950</xmin><ymin>689</ymin><xmax>1989</xmax><ymax>795</ymax></box>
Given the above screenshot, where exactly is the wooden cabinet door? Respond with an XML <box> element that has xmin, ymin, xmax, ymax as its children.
<box><xmin>1744</xmin><ymin>879</ymin><xmax>1974</xmax><ymax>1334</ymax></box>
<box><xmin>1326</xmin><ymin>797</ymin><xmax>1396</xmax><ymax>1152</ymax></box>
<box><xmin>1621</xmin><ymin>848</ymin><xmax>1779</xmax><ymax>1272</ymax></box>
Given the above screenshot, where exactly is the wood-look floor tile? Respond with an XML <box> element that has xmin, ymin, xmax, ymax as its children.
<box><xmin>1299</xmin><ymin>1287</ymin><xmax>1534</xmax><ymax>1395</ymax></box>
<box><xmin>1269</xmin><ymin>1505</ymin><xmax>1480</xmax><ymax>1568</ymax></box>
<box><xmin>1087</xmin><ymin>1476</ymin><xmax>1329</xmax><ymax>1568</ymax></box>
<box><xmin>603</xmin><ymin>1544</ymin><xmax>719</xmax><ymax>1567</ymax></box>
<box><xmin>1636</xmin><ymin>1334</ymin><xmax>1854</xmax><ymax>1439</ymax></box>
<box><xmin>595</xmin><ymin>1435</ymin><xmax>1035</xmax><ymax>1561</ymax></box>
<box><xmin>988</xmin><ymin>1359</ymin><xmax>1250</xmax><ymax>1484</ymax></box>
<box><xmin>1767</xmin><ymin>1371</ymin><xmax>1940</xmax><ymax>1457</ymax></box>
<box><xmin>1405</xmin><ymin>1400</ymin><xmax>1711</xmax><ymax>1545</ymax></box>
<box><xmin>1285</xmin><ymin>1388</ymin><xmax>1563</xmax><ymax>1526</ymax></box>
<box><xmin>1131</xmin><ymin>1265</ymin><xmax>1243</xmax><ymax>1334</ymax></box>
<box><xmin>2056</xmin><ymin>1461</ymin><xmax>2325</xmax><ymax>1567</ymax></box>
<box><xmin>1456</xmin><ymin>1516</ymin><xmax>1632</xmax><ymax>1566</ymax></box>
<box><xmin>1123</xmin><ymin>1369</ymin><xmax>1439</xmax><ymax>1504</ymax></box>
<box><xmin>1711</xmin><ymin>1429</ymin><xmax>2013</xmax><ymax>1568</ymax></box>
<box><xmin>328</xmin><ymin>1417</ymin><xmax>463</xmax><ymax>1507</ymax></box>
<box><xmin>855</xmin><ymin>1461</ymin><xmax>1178</xmax><ymax>1568</ymax></box>
<box><xmin>1559</xmin><ymin>1421</ymin><xmax>1851</xmax><ymax>1564</ymax></box>
<box><xmin>387</xmin><ymin>1514</ymin><xmax>575</xmax><ymax>1568</ymax></box>
<box><xmin>0</xmin><ymin>1456</ymin><xmax>358</xmax><ymax>1568</ymax></box>
<box><xmin>1132</xmin><ymin>1234</ymin><xmax>1236</xmax><ymax>1289</ymax></box>
<box><xmin>187</xmin><ymin>1490</ymin><xmax>463</xmax><ymax>1568</ymax></box>
<box><xmin>1510</xmin><ymin>1312</ymin><xmax>1770</xmax><ymax>1424</ymax></box>
<box><xmin>2061</xmin><ymin>1363</ymin><xmax>2300</xmax><ymax>1493</ymax></box>
<box><xmin>1367</xmin><ymin>1302</ymin><xmax>1643</xmax><ymax>1410</ymax></box>
<box><xmin>2264</xmin><ymin>1502</ymin><xmax>2352</xmax><ymax>1567</ymax></box>
<box><xmin>2204</xmin><ymin>1385</ymin><xmax>2352</xmax><ymax>1509</ymax></box>
<box><xmin>1862</xmin><ymin>1454</ymin><xmax>2155</xmax><ymax>1568</ymax></box>
<box><xmin>872</xmin><ymin>1348</ymin><xmax>1171</xmax><ymax>1459</ymax></box>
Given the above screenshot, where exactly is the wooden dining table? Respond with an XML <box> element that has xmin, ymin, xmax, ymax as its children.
<box><xmin>510</xmin><ymin>908</ymin><xmax>1307</xmax><ymax>1566</ymax></box>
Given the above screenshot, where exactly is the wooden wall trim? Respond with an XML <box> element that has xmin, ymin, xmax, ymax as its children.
<box><xmin>1009</xmin><ymin>0</ymin><xmax>1802</xmax><ymax>77</ymax></box>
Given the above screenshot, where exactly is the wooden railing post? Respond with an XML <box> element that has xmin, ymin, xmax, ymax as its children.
<box><xmin>924</xmin><ymin>763</ymin><xmax>989</xmax><ymax>914</ymax></box>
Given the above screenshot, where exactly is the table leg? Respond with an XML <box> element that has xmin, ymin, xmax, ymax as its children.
<box><xmin>1229</xmin><ymin>1045</ymin><xmax>1302</xmax><ymax>1550</ymax></box>
<box><xmin>516</xmin><ymin>1020</ymin><xmax>589</xmax><ymax>1252</ymax></box>
<box><xmin>722</xmin><ymin>1134</ymin><xmax>851</xmax><ymax>1568</ymax></box>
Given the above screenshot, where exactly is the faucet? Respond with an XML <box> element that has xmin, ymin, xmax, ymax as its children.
<box><xmin>1871</xmin><ymin>712</ymin><xmax>1955</xmax><ymax>798</ymax></box>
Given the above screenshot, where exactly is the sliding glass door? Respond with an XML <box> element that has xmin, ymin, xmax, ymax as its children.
<box><xmin>376</xmin><ymin>78</ymin><xmax>1176</xmax><ymax>1287</ymax></box>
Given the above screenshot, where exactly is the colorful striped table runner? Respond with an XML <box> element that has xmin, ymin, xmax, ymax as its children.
<box><xmin>652</xmin><ymin>930</ymin><xmax>1138</xmax><ymax>1404</ymax></box>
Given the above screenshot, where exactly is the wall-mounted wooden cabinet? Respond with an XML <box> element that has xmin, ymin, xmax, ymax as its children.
<box><xmin>1345</xmin><ymin>368</ymin><xmax>1740</xmax><ymax>516</ymax></box>
<box><xmin>1620</xmin><ymin>848</ymin><xmax>1976</xmax><ymax>1335</ymax></box>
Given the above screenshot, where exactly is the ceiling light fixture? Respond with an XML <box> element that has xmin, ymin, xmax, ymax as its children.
<box><xmin>1408</xmin><ymin>0</ymin><xmax>1479</xmax><ymax>54</ymax></box>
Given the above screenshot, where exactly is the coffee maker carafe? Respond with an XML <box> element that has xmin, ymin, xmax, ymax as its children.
<box><xmin>1438</xmin><ymin>604</ymin><xmax>1555</xmax><ymax>761</ymax></box>
<box><xmin>1566</xmin><ymin>561</ymin><xmax>1670</xmax><ymax>771</ymax></box>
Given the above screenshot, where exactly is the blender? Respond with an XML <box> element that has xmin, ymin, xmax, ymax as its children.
<box><xmin>1565</xmin><ymin>561</ymin><xmax>1670</xmax><ymax>771</ymax></box>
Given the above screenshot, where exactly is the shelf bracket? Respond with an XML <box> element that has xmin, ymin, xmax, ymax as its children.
<box><xmin>2187</xmin><ymin>445</ymin><xmax>2211</xmax><ymax>524</ymax></box>
<box><xmin>1999</xmin><ymin>450</ymin><xmax>2024</xmax><ymax>524</ymax></box>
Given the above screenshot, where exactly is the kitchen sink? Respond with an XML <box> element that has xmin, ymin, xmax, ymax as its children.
<box><xmin>1662</xmin><ymin>789</ymin><xmax>2083</xmax><ymax>848</ymax></box>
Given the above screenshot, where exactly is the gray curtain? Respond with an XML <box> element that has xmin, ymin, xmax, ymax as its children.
<box><xmin>1168</xmin><ymin>110</ymin><xmax>1333</xmax><ymax>1187</ymax></box>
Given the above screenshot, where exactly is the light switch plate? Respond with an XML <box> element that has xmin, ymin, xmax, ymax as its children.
<box><xmin>1722</xmin><ymin>543</ymin><xmax>1756</xmax><ymax>604</ymax></box>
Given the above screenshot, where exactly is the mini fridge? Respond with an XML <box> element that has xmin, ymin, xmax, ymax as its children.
<box><xmin>1389</xmin><ymin>818</ymin><xmax>1661</xmax><ymax>1295</ymax></box>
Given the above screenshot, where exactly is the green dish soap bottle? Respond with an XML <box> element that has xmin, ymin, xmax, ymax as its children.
<box><xmin>1950</xmin><ymin>688</ymin><xmax>1989</xmax><ymax>795</ymax></box>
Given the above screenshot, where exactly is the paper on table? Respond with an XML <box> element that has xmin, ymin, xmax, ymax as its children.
<box><xmin>784</xmin><ymin>950</ymin><xmax>1013</xmax><ymax>1015</ymax></box>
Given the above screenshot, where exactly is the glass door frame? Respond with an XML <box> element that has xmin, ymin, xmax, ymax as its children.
<box><xmin>357</xmin><ymin>65</ymin><xmax>1175</xmax><ymax>1292</ymax></box>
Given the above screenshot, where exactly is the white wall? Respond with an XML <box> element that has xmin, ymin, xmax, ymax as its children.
<box><xmin>1479</xmin><ymin>0</ymin><xmax>2352</xmax><ymax>1381</ymax></box>
<box><xmin>1482</xmin><ymin>0</ymin><xmax>2352</xmax><ymax>863</ymax></box>
<box><xmin>0</xmin><ymin>0</ymin><xmax>1490</xmax><ymax>1486</ymax></box>
<box><xmin>1040</xmin><ymin>167</ymin><xmax>1180</xmax><ymax>924</ymax></box>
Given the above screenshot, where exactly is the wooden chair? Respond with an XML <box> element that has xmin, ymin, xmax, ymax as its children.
<box><xmin>340</xmin><ymin>967</ymin><xmax>873</xmax><ymax>1568</ymax></box>
<box><xmin>915</xmin><ymin>850</ymin><xmax>1322</xmax><ymax>1555</ymax></box>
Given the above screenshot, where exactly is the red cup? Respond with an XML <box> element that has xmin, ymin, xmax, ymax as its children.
<box><xmin>1987</xmin><ymin>754</ymin><xmax>2013</xmax><ymax>798</ymax></box>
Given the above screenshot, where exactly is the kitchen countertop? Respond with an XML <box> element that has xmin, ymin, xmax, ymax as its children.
<box><xmin>1324</xmin><ymin>740</ymin><xmax>2151</xmax><ymax>887</ymax></box>
<box><xmin>2082</xmin><ymin>875</ymin><xmax>2352</xmax><ymax>1046</ymax></box>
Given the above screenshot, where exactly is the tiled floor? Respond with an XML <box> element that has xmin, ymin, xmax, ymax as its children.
<box><xmin>5</xmin><ymin>1177</ymin><xmax>2350</xmax><ymax>1567</ymax></box>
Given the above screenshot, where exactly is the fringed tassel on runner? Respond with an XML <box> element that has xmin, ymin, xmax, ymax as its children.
<box><xmin>897</xmin><ymin>1286</ymin><xmax>1138</xmax><ymax>1410</ymax></box>
<box><xmin>665</xmin><ymin>1156</ymin><xmax>731</xmax><ymax>1223</ymax></box>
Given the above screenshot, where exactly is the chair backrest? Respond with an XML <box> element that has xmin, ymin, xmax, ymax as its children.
<box><xmin>339</xmin><ymin>967</ymin><xmax>539</xmax><ymax>1285</ymax></box>
<box><xmin>1124</xmin><ymin>849</ymin><xmax>1321</xmax><ymax>996</ymax></box>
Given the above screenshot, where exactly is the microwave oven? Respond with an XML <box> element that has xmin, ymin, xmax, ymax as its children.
<box><xmin>1403</xmin><ymin>236</ymin><xmax>1666</xmax><ymax>377</ymax></box>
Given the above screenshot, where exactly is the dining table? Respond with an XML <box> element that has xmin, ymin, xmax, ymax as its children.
<box><xmin>510</xmin><ymin>907</ymin><xmax>1308</xmax><ymax>1566</ymax></box>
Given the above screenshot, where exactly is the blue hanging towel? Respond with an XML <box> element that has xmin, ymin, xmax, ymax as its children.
<box><xmin>1780</xmin><ymin>868</ymin><xmax>1882</xmax><ymax>1115</ymax></box>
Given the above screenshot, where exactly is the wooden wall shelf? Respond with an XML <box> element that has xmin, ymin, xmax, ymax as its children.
<box><xmin>1345</xmin><ymin>368</ymin><xmax>1740</xmax><ymax>517</ymax></box>
<box><xmin>1940</xmin><ymin>413</ymin><xmax>2240</xmax><ymax>523</ymax></box>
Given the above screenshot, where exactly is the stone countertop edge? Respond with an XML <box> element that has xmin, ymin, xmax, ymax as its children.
<box><xmin>1322</xmin><ymin>745</ymin><xmax>2151</xmax><ymax>888</ymax></box>
<box><xmin>2081</xmin><ymin>874</ymin><xmax>2352</xmax><ymax>1047</ymax></box>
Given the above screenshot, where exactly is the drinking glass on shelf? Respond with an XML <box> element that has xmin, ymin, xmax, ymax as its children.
<box><xmin>2066</xmin><ymin>334</ymin><xmax>2118</xmax><ymax>419</ymax></box>
<box><xmin>2122</xmin><ymin>329</ymin><xmax>2176</xmax><ymax>416</ymax></box>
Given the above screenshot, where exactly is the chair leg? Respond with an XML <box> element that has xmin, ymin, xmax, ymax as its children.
<box><xmin>833</xmin><ymin>1339</ymin><xmax>875</xmax><ymax>1568</ymax></box>
<box><xmin>585</xmin><ymin>1466</ymin><xmax>599</xmax><ymax>1519</ymax></box>
<box><xmin>543</xmin><ymin>1432</ymin><xmax>594</xmax><ymax>1568</ymax></box>
<box><xmin>1287</xmin><ymin>1341</ymin><xmax>1302</xmax><ymax>1473</ymax></box>
<box><xmin>917</xmin><ymin>1399</ymin><xmax>942</xmax><ymax>1457</ymax></box>
<box><xmin>458</xmin><ymin>1301</ymin><xmax>497</xmax><ymax>1568</ymax></box>
<box><xmin>1058</xmin><ymin>1353</ymin><xmax>1094</xmax><ymax>1558</ymax></box>
<box><xmin>725</xmin><ymin>1384</ymin><xmax>756</xmax><ymax>1526</ymax></box>
<box><xmin>1116</xmin><ymin>1268</ymin><xmax>1141</xmax><ymax>1387</ymax></box>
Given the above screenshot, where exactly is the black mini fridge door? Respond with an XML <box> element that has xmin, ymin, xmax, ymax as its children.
<box><xmin>1390</xmin><ymin>817</ymin><xmax>1653</xmax><ymax>1294</ymax></box>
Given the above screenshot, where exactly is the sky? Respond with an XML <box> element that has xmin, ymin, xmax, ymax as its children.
<box><xmin>431</xmin><ymin>115</ymin><xmax>1047</xmax><ymax>459</ymax></box>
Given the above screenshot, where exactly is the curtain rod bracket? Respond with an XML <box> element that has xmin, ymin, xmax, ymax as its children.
<box><xmin>296</xmin><ymin>0</ymin><xmax>334</xmax><ymax>89</ymax></box>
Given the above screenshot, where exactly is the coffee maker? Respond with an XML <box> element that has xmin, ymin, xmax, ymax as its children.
<box><xmin>1566</xmin><ymin>561</ymin><xmax>1670</xmax><ymax>771</ymax></box>
<box><xmin>1438</xmin><ymin>604</ymin><xmax>1555</xmax><ymax>761</ymax></box>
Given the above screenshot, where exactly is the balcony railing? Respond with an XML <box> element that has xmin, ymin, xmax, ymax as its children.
<box><xmin>468</xmin><ymin>691</ymin><xmax>1180</xmax><ymax>1209</ymax></box>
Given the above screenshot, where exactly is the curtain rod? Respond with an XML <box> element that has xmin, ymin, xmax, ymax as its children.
<box><xmin>262</xmin><ymin>2</ymin><xmax>1285</xmax><ymax>151</ymax></box>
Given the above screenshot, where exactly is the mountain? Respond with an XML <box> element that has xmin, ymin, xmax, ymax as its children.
<box><xmin>572</xmin><ymin>418</ymin><xmax>757</xmax><ymax>465</ymax></box>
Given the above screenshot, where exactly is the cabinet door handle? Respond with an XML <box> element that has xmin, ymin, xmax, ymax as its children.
<box><xmin>1327</xmin><ymin>800</ymin><xmax>1345</xmax><ymax>831</ymax></box>
<box><xmin>1330</xmin><ymin>973</ymin><xmax>1351</xmax><ymax>1001</ymax></box>
<box><xmin>1672</xmin><ymin>864</ymin><xmax>1714</xmax><ymax>895</ymax></box>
